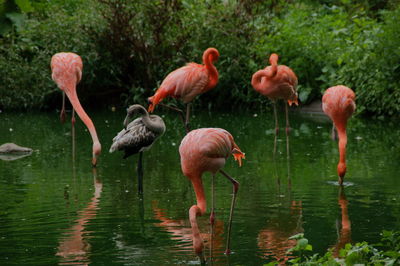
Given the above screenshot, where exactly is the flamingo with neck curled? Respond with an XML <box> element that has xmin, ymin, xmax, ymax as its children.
<box><xmin>51</xmin><ymin>52</ymin><xmax>101</xmax><ymax>166</ymax></box>
<box><xmin>110</xmin><ymin>104</ymin><xmax>165</xmax><ymax>194</ymax></box>
<box><xmin>251</xmin><ymin>53</ymin><xmax>298</xmax><ymax>135</ymax></box>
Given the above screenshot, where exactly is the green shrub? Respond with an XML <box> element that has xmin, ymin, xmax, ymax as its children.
<box><xmin>265</xmin><ymin>231</ymin><xmax>400</xmax><ymax>265</ymax></box>
<box><xmin>0</xmin><ymin>1</ymin><xmax>110</xmax><ymax>110</ymax></box>
<box><xmin>0</xmin><ymin>0</ymin><xmax>399</xmax><ymax>117</ymax></box>
<box><xmin>256</xmin><ymin>3</ymin><xmax>400</xmax><ymax>116</ymax></box>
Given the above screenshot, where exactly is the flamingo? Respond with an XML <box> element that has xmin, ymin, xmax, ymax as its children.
<box><xmin>179</xmin><ymin>128</ymin><xmax>245</xmax><ymax>262</ymax></box>
<box><xmin>109</xmin><ymin>104</ymin><xmax>165</xmax><ymax>194</ymax></box>
<box><xmin>322</xmin><ymin>85</ymin><xmax>356</xmax><ymax>185</ymax></box>
<box><xmin>51</xmin><ymin>52</ymin><xmax>101</xmax><ymax>166</ymax></box>
<box><xmin>251</xmin><ymin>53</ymin><xmax>298</xmax><ymax>135</ymax></box>
<box><xmin>148</xmin><ymin>48</ymin><xmax>219</xmax><ymax>133</ymax></box>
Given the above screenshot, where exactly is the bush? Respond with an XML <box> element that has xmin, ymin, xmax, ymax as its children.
<box><xmin>256</xmin><ymin>3</ymin><xmax>400</xmax><ymax>116</ymax></box>
<box><xmin>0</xmin><ymin>0</ymin><xmax>399</xmax><ymax>117</ymax></box>
<box><xmin>267</xmin><ymin>231</ymin><xmax>400</xmax><ymax>265</ymax></box>
<box><xmin>0</xmin><ymin>1</ymin><xmax>110</xmax><ymax>110</ymax></box>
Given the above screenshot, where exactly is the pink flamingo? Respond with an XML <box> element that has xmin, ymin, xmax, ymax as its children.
<box><xmin>51</xmin><ymin>52</ymin><xmax>101</xmax><ymax>166</ymax></box>
<box><xmin>251</xmin><ymin>53</ymin><xmax>298</xmax><ymax>134</ymax></box>
<box><xmin>148</xmin><ymin>48</ymin><xmax>219</xmax><ymax>132</ymax></box>
<box><xmin>179</xmin><ymin>128</ymin><xmax>245</xmax><ymax>263</ymax></box>
<box><xmin>322</xmin><ymin>85</ymin><xmax>356</xmax><ymax>185</ymax></box>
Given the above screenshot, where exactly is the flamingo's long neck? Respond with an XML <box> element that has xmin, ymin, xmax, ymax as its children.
<box><xmin>141</xmin><ymin>114</ymin><xmax>165</xmax><ymax>134</ymax></box>
<box><xmin>203</xmin><ymin>50</ymin><xmax>218</xmax><ymax>90</ymax></box>
<box><xmin>268</xmin><ymin>53</ymin><xmax>278</xmax><ymax>77</ymax></box>
<box><xmin>63</xmin><ymin>86</ymin><xmax>101</xmax><ymax>164</ymax></box>
<box><xmin>336</xmin><ymin>122</ymin><xmax>347</xmax><ymax>181</ymax></box>
<box><xmin>338</xmin><ymin>129</ymin><xmax>347</xmax><ymax>164</ymax></box>
<box><xmin>188</xmin><ymin>174</ymin><xmax>206</xmax><ymax>258</ymax></box>
<box><xmin>251</xmin><ymin>70</ymin><xmax>269</xmax><ymax>92</ymax></box>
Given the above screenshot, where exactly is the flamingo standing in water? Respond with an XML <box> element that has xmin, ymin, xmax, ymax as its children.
<box><xmin>251</xmin><ymin>53</ymin><xmax>298</xmax><ymax>134</ymax></box>
<box><xmin>148</xmin><ymin>48</ymin><xmax>219</xmax><ymax>133</ymax></box>
<box><xmin>179</xmin><ymin>128</ymin><xmax>245</xmax><ymax>263</ymax></box>
<box><xmin>109</xmin><ymin>104</ymin><xmax>165</xmax><ymax>194</ymax></box>
<box><xmin>51</xmin><ymin>52</ymin><xmax>101</xmax><ymax>166</ymax></box>
<box><xmin>322</xmin><ymin>85</ymin><xmax>356</xmax><ymax>185</ymax></box>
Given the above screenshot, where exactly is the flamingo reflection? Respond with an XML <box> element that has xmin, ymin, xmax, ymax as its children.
<box><xmin>152</xmin><ymin>201</ymin><xmax>226</xmax><ymax>264</ymax></box>
<box><xmin>56</xmin><ymin>169</ymin><xmax>102</xmax><ymax>265</ymax></box>
<box><xmin>259</xmin><ymin>137</ymin><xmax>303</xmax><ymax>264</ymax></box>
<box><xmin>257</xmin><ymin>200</ymin><xmax>303</xmax><ymax>264</ymax></box>
<box><xmin>332</xmin><ymin>186</ymin><xmax>352</xmax><ymax>257</ymax></box>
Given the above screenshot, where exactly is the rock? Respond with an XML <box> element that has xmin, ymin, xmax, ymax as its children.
<box><xmin>0</xmin><ymin>143</ymin><xmax>33</xmax><ymax>154</ymax></box>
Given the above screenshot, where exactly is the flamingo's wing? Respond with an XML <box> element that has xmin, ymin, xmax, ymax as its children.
<box><xmin>109</xmin><ymin>118</ymin><xmax>157</xmax><ymax>158</ymax></box>
<box><xmin>198</xmin><ymin>128</ymin><xmax>232</xmax><ymax>159</ymax></box>
<box><xmin>162</xmin><ymin>63</ymin><xmax>209</xmax><ymax>102</ymax></box>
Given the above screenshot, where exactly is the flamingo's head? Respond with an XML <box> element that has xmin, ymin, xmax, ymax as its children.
<box><xmin>287</xmin><ymin>93</ymin><xmax>299</xmax><ymax>106</ymax></box>
<box><xmin>269</xmin><ymin>53</ymin><xmax>279</xmax><ymax>65</ymax></box>
<box><xmin>203</xmin><ymin>47</ymin><xmax>219</xmax><ymax>63</ymax></box>
<box><xmin>147</xmin><ymin>96</ymin><xmax>155</xmax><ymax>113</ymax></box>
<box><xmin>337</xmin><ymin>162</ymin><xmax>346</xmax><ymax>181</ymax></box>
<box><xmin>92</xmin><ymin>142</ymin><xmax>102</xmax><ymax>167</ymax></box>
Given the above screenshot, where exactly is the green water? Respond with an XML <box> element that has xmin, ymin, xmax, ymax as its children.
<box><xmin>0</xmin><ymin>108</ymin><xmax>399</xmax><ymax>265</ymax></box>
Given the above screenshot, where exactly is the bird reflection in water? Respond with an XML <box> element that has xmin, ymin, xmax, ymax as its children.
<box><xmin>258</xmin><ymin>131</ymin><xmax>303</xmax><ymax>264</ymax></box>
<box><xmin>257</xmin><ymin>200</ymin><xmax>303</xmax><ymax>264</ymax></box>
<box><xmin>152</xmin><ymin>201</ymin><xmax>227</xmax><ymax>265</ymax></box>
<box><xmin>56</xmin><ymin>168</ymin><xmax>102</xmax><ymax>265</ymax></box>
<box><xmin>332</xmin><ymin>186</ymin><xmax>351</xmax><ymax>257</ymax></box>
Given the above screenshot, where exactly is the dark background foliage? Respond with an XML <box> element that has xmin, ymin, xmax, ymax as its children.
<box><xmin>0</xmin><ymin>0</ymin><xmax>399</xmax><ymax>117</ymax></box>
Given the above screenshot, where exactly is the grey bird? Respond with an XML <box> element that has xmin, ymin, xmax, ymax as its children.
<box><xmin>110</xmin><ymin>104</ymin><xmax>166</xmax><ymax>194</ymax></box>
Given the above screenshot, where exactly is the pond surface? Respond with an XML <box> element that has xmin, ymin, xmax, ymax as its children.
<box><xmin>0</xmin><ymin>107</ymin><xmax>399</xmax><ymax>265</ymax></box>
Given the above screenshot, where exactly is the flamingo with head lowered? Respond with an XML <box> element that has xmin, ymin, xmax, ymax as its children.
<box><xmin>251</xmin><ymin>53</ymin><xmax>298</xmax><ymax>135</ymax></box>
<box><xmin>179</xmin><ymin>128</ymin><xmax>245</xmax><ymax>263</ymax></box>
<box><xmin>51</xmin><ymin>52</ymin><xmax>101</xmax><ymax>166</ymax></box>
<box><xmin>322</xmin><ymin>85</ymin><xmax>356</xmax><ymax>185</ymax></box>
<box><xmin>148</xmin><ymin>48</ymin><xmax>219</xmax><ymax>133</ymax></box>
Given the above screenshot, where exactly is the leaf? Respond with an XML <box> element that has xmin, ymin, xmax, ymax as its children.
<box><xmin>289</xmin><ymin>233</ymin><xmax>304</xmax><ymax>240</ymax></box>
<box><xmin>5</xmin><ymin>12</ymin><xmax>25</xmax><ymax>30</ymax></box>
<box><xmin>297</xmin><ymin>238</ymin><xmax>309</xmax><ymax>250</ymax></box>
<box><xmin>15</xmin><ymin>0</ymin><xmax>34</xmax><ymax>13</ymax></box>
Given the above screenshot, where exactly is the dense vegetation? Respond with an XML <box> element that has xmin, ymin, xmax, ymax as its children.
<box><xmin>269</xmin><ymin>231</ymin><xmax>400</xmax><ymax>265</ymax></box>
<box><xmin>0</xmin><ymin>0</ymin><xmax>399</xmax><ymax>117</ymax></box>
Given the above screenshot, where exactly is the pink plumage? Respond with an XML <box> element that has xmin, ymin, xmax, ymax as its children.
<box><xmin>179</xmin><ymin>128</ymin><xmax>245</xmax><ymax>261</ymax></box>
<box><xmin>148</xmin><ymin>48</ymin><xmax>219</xmax><ymax>113</ymax></box>
<box><xmin>322</xmin><ymin>85</ymin><xmax>356</xmax><ymax>184</ymax></box>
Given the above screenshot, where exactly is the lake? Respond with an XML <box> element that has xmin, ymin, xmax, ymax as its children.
<box><xmin>0</xmin><ymin>106</ymin><xmax>399</xmax><ymax>265</ymax></box>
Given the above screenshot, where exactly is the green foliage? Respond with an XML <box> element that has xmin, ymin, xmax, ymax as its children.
<box><xmin>0</xmin><ymin>1</ymin><xmax>111</xmax><ymax>109</ymax></box>
<box><xmin>267</xmin><ymin>231</ymin><xmax>400</xmax><ymax>265</ymax></box>
<box><xmin>0</xmin><ymin>0</ymin><xmax>399</xmax><ymax>116</ymax></box>
<box><xmin>256</xmin><ymin>3</ymin><xmax>400</xmax><ymax>116</ymax></box>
